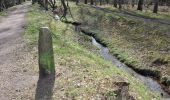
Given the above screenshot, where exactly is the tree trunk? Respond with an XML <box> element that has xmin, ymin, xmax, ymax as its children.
<box><xmin>137</xmin><ymin>0</ymin><xmax>143</xmax><ymax>11</ymax></box>
<box><xmin>118</xmin><ymin>0</ymin><xmax>122</xmax><ymax>9</ymax></box>
<box><xmin>4</xmin><ymin>1</ymin><xmax>9</xmax><ymax>9</ymax></box>
<box><xmin>38</xmin><ymin>0</ymin><xmax>42</xmax><ymax>5</ymax></box>
<box><xmin>132</xmin><ymin>0</ymin><xmax>135</xmax><ymax>8</ymax></box>
<box><xmin>99</xmin><ymin>0</ymin><xmax>102</xmax><ymax>5</ymax></box>
<box><xmin>153</xmin><ymin>0</ymin><xmax>159</xmax><ymax>13</ymax></box>
<box><xmin>0</xmin><ymin>0</ymin><xmax>2</xmax><ymax>12</ymax></box>
<box><xmin>113</xmin><ymin>0</ymin><xmax>117</xmax><ymax>8</ymax></box>
<box><xmin>76</xmin><ymin>0</ymin><xmax>79</xmax><ymax>5</ymax></box>
<box><xmin>32</xmin><ymin>0</ymin><xmax>38</xmax><ymax>4</ymax></box>
<box><xmin>12</xmin><ymin>0</ymin><xmax>16</xmax><ymax>6</ymax></box>
<box><xmin>84</xmin><ymin>0</ymin><xmax>87</xmax><ymax>4</ymax></box>
<box><xmin>44</xmin><ymin>0</ymin><xmax>48</xmax><ymax>10</ymax></box>
<box><xmin>18</xmin><ymin>0</ymin><xmax>21</xmax><ymax>4</ymax></box>
<box><xmin>90</xmin><ymin>0</ymin><xmax>94</xmax><ymax>5</ymax></box>
<box><xmin>61</xmin><ymin>0</ymin><xmax>67</xmax><ymax>18</ymax></box>
<box><xmin>106</xmin><ymin>0</ymin><xmax>109</xmax><ymax>4</ymax></box>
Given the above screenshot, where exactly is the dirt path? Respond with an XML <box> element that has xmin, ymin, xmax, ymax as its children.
<box><xmin>0</xmin><ymin>2</ymin><xmax>38</xmax><ymax>100</ymax></box>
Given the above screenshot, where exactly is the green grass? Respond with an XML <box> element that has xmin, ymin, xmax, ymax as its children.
<box><xmin>24</xmin><ymin>3</ymin><xmax>160</xmax><ymax>100</ymax></box>
<box><xmin>138</xmin><ymin>11</ymin><xmax>169</xmax><ymax>20</ymax></box>
<box><xmin>0</xmin><ymin>11</ymin><xmax>7</xmax><ymax>16</ymax></box>
<box><xmin>67</xmin><ymin>2</ymin><xmax>170</xmax><ymax>79</ymax></box>
<box><xmin>124</xmin><ymin>8</ymin><xmax>170</xmax><ymax>20</ymax></box>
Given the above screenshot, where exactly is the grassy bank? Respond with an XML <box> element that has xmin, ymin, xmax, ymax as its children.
<box><xmin>67</xmin><ymin>2</ymin><xmax>170</xmax><ymax>86</ymax></box>
<box><xmin>24</xmin><ymin>4</ymin><xmax>160</xmax><ymax>100</ymax></box>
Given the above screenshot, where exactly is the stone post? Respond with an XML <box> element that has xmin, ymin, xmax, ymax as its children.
<box><xmin>38</xmin><ymin>27</ymin><xmax>55</xmax><ymax>77</ymax></box>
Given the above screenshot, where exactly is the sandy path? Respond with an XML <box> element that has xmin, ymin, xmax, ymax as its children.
<box><xmin>0</xmin><ymin>2</ymin><xmax>38</xmax><ymax>100</ymax></box>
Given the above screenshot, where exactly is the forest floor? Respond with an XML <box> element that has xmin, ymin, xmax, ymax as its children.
<box><xmin>0</xmin><ymin>1</ymin><xmax>167</xmax><ymax>100</ymax></box>
<box><xmin>0</xmin><ymin>2</ymin><xmax>38</xmax><ymax>100</ymax></box>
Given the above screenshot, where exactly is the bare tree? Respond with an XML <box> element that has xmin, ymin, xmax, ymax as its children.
<box><xmin>61</xmin><ymin>0</ymin><xmax>67</xmax><ymax>19</ymax></box>
<box><xmin>113</xmin><ymin>0</ymin><xmax>117</xmax><ymax>8</ymax></box>
<box><xmin>44</xmin><ymin>0</ymin><xmax>48</xmax><ymax>10</ymax></box>
<box><xmin>48</xmin><ymin>0</ymin><xmax>56</xmax><ymax>11</ymax></box>
<box><xmin>84</xmin><ymin>0</ymin><xmax>87</xmax><ymax>4</ymax></box>
<box><xmin>137</xmin><ymin>0</ymin><xmax>144</xmax><ymax>11</ymax></box>
<box><xmin>0</xmin><ymin>0</ymin><xmax>2</xmax><ymax>11</ymax></box>
<box><xmin>118</xmin><ymin>0</ymin><xmax>122</xmax><ymax>9</ymax></box>
<box><xmin>90</xmin><ymin>0</ymin><xmax>94</xmax><ymax>5</ymax></box>
<box><xmin>76</xmin><ymin>0</ymin><xmax>79</xmax><ymax>5</ymax></box>
<box><xmin>132</xmin><ymin>0</ymin><xmax>135</xmax><ymax>8</ymax></box>
<box><xmin>153</xmin><ymin>0</ymin><xmax>159</xmax><ymax>13</ymax></box>
<box><xmin>32</xmin><ymin>0</ymin><xmax>38</xmax><ymax>4</ymax></box>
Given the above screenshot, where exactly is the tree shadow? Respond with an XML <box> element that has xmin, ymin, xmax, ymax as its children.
<box><xmin>35</xmin><ymin>72</ymin><xmax>55</xmax><ymax>100</ymax></box>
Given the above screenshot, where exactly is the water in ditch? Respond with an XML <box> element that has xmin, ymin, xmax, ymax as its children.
<box><xmin>91</xmin><ymin>37</ymin><xmax>170</xmax><ymax>98</ymax></box>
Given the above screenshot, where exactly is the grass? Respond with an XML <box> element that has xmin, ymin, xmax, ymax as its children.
<box><xmin>67</xmin><ymin>2</ymin><xmax>170</xmax><ymax>80</ymax></box>
<box><xmin>86</xmin><ymin>4</ymin><xmax>170</xmax><ymax>21</ymax></box>
<box><xmin>123</xmin><ymin>6</ymin><xmax>170</xmax><ymax>21</ymax></box>
<box><xmin>0</xmin><ymin>10</ymin><xmax>7</xmax><ymax>16</ymax></box>
<box><xmin>126</xmin><ymin>9</ymin><xmax>170</xmax><ymax>20</ymax></box>
<box><xmin>24</xmin><ymin>3</ymin><xmax>160</xmax><ymax>100</ymax></box>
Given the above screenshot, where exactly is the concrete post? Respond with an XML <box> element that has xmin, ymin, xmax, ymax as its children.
<box><xmin>38</xmin><ymin>27</ymin><xmax>55</xmax><ymax>77</ymax></box>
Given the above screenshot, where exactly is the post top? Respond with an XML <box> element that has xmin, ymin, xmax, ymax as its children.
<box><xmin>40</xmin><ymin>27</ymin><xmax>49</xmax><ymax>29</ymax></box>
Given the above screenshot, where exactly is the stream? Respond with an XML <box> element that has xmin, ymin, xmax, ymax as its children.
<box><xmin>60</xmin><ymin>20</ymin><xmax>170</xmax><ymax>98</ymax></box>
<box><xmin>91</xmin><ymin>37</ymin><xmax>170</xmax><ymax>98</ymax></box>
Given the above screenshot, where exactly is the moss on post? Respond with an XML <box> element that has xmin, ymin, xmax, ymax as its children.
<box><xmin>38</xmin><ymin>27</ymin><xmax>55</xmax><ymax>77</ymax></box>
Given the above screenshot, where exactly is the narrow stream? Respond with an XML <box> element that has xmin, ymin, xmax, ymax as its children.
<box><xmin>61</xmin><ymin>20</ymin><xmax>170</xmax><ymax>98</ymax></box>
<box><xmin>91</xmin><ymin>37</ymin><xmax>170</xmax><ymax>98</ymax></box>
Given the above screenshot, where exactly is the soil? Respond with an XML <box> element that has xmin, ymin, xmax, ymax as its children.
<box><xmin>0</xmin><ymin>2</ymin><xmax>38</xmax><ymax>100</ymax></box>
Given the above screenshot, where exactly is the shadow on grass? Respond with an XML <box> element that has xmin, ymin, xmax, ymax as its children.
<box><xmin>35</xmin><ymin>72</ymin><xmax>55</xmax><ymax>100</ymax></box>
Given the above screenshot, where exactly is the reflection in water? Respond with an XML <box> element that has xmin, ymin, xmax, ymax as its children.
<box><xmin>35</xmin><ymin>73</ymin><xmax>55</xmax><ymax>100</ymax></box>
<box><xmin>92</xmin><ymin>37</ymin><xmax>170</xmax><ymax>98</ymax></box>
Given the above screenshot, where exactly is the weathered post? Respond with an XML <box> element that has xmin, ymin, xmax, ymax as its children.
<box><xmin>38</xmin><ymin>27</ymin><xmax>55</xmax><ymax>77</ymax></box>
